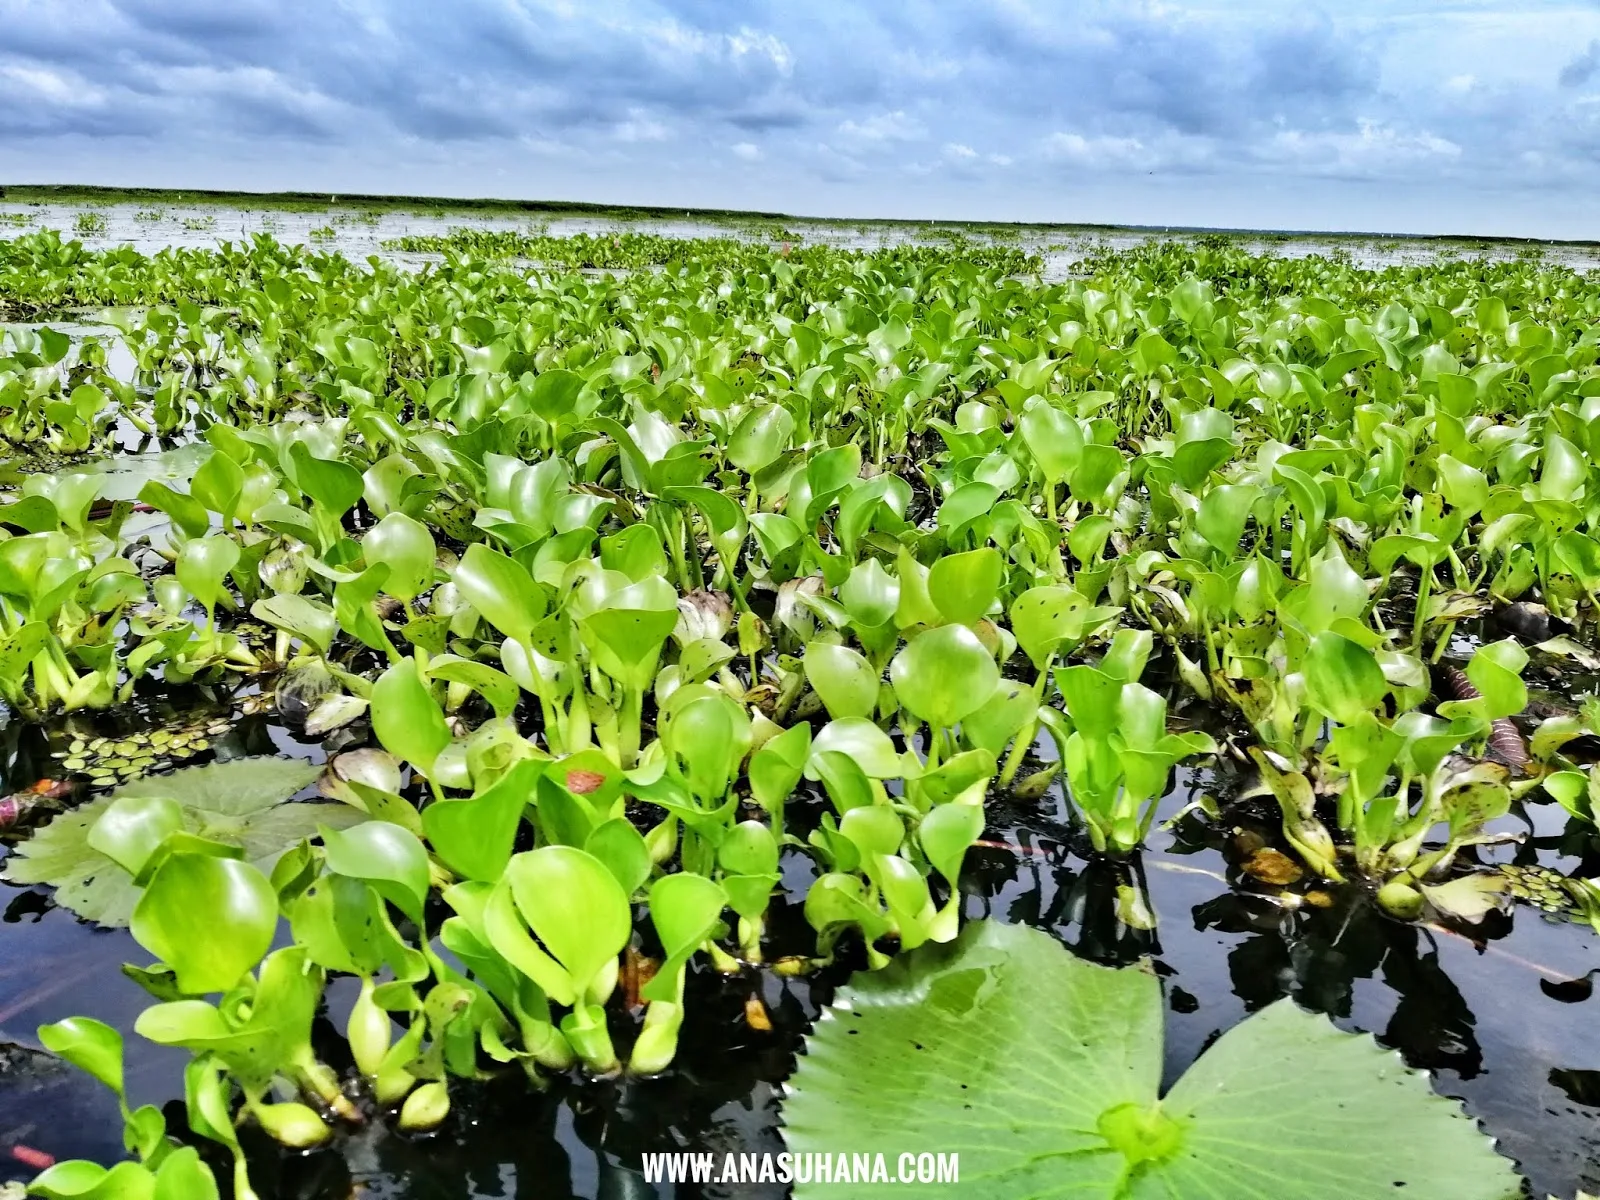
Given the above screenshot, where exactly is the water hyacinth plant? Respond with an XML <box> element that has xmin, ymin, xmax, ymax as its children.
<box><xmin>3</xmin><ymin>221</ymin><xmax>1597</xmax><ymax>1196</ymax></box>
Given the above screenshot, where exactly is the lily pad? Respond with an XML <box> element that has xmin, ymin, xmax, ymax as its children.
<box><xmin>3</xmin><ymin>756</ymin><xmax>366</xmax><ymax>927</ymax></box>
<box><xmin>782</xmin><ymin>920</ymin><xmax>1520</xmax><ymax>1199</ymax></box>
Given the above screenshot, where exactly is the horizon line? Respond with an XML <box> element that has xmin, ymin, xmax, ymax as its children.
<box><xmin>4</xmin><ymin>182</ymin><xmax>1595</xmax><ymax>250</ymax></box>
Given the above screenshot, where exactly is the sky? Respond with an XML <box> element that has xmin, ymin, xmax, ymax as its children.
<box><xmin>1</xmin><ymin>0</ymin><xmax>1598</xmax><ymax>239</ymax></box>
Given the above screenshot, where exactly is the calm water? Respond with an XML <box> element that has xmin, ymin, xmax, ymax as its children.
<box><xmin>0</xmin><ymin>702</ymin><xmax>1595</xmax><ymax>1198</ymax></box>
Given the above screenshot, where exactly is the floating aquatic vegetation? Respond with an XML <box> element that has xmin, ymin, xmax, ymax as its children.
<box><xmin>51</xmin><ymin>714</ymin><xmax>234</xmax><ymax>787</ymax></box>
<box><xmin>783</xmin><ymin>920</ymin><xmax>1521</xmax><ymax>1200</ymax></box>
<box><xmin>4</xmin><ymin>221</ymin><xmax>1599</xmax><ymax>1197</ymax></box>
<box><xmin>2</xmin><ymin>755</ymin><xmax>365</xmax><ymax>926</ymax></box>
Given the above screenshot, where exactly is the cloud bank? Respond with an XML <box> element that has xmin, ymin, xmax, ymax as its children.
<box><xmin>0</xmin><ymin>0</ymin><xmax>1596</xmax><ymax>237</ymax></box>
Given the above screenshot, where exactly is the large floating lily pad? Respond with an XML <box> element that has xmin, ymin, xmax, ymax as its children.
<box><xmin>3</xmin><ymin>756</ymin><xmax>365</xmax><ymax>927</ymax></box>
<box><xmin>782</xmin><ymin>920</ymin><xmax>1521</xmax><ymax>1199</ymax></box>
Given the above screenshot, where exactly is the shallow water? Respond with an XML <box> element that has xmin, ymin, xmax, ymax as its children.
<box><xmin>0</xmin><ymin>696</ymin><xmax>1596</xmax><ymax>1198</ymax></box>
<box><xmin>7</xmin><ymin>200</ymin><xmax>1599</xmax><ymax>284</ymax></box>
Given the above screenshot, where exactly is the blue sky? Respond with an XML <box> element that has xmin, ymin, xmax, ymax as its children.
<box><xmin>1</xmin><ymin>0</ymin><xmax>1597</xmax><ymax>238</ymax></box>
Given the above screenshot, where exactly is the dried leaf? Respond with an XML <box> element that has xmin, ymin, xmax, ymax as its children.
<box><xmin>1242</xmin><ymin>847</ymin><xmax>1304</xmax><ymax>886</ymax></box>
<box><xmin>304</xmin><ymin>693</ymin><xmax>370</xmax><ymax>736</ymax></box>
<box><xmin>1536</xmin><ymin>635</ymin><xmax>1600</xmax><ymax>671</ymax></box>
<box><xmin>744</xmin><ymin>994</ymin><xmax>773</xmax><ymax>1031</ymax></box>
<box><xmin>1421</xmin><ymin>874</ymin><xmax>1508</xmax><ymax>923</ymax></box>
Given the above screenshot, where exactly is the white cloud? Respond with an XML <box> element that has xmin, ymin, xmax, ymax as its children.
<box><xmin>2</xmin><ymin>0</ymin><xmax>1600</xmax><ymax>236</ymax></box>
<box><xmin>1043</xmin><ymin>131</ymin><xmax>1153</xmax><ymax>168</ymax></box>
<box><xmin>0</xmin><ymin>63</ymin><xmax>104</xmax><ymax>107</ymax></box>
<box><xmin>1264</xmin><ymin>120</ymin><xmax>1462</xmax><ymax>173</ymax></box>
<box><xmin>837</xmin><ymin>110</ymin><xmax>925</xmax><ymax>142</ymax></box>
<box><xmin>727</xmin><ymin>26</ymin><xmax>793</xmax><ymax>75</ymax></box>
<box><xmin>614</xmin><ymin>109</ymin><xmax>670</xmax><ymax>142</ymax></box>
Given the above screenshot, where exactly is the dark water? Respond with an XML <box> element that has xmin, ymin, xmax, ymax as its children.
<box><xmin>0</xmin><ymin>701</ymin><xmax>1597</xmax><ymax>1199</ymax></box>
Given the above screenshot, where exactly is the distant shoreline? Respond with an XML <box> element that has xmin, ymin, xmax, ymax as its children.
<box><xmin>2</xmin><ymin>183</ymin><xmax>1594</xmax><ymax>250</ymax></box>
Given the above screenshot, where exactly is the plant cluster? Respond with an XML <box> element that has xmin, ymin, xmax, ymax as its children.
<box><xmin>382</xmin><ymin>226</ymin><xmax>1041</xmax><ymax>274</ymax></box>
<box><xmin>0</xmin><ymin>224</ymin><xmax>1595</xmax><ymax>1196</ymax></box>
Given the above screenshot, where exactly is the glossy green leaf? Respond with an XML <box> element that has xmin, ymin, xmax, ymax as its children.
<box><xmin>371</xmin><ymin>657</ymin><xmax>452</xmax><ymax>775</ymax></box>
<box><xmin>926</xmin><ymin>548</ymin><xmax>1002</xmax><ymax>627</ymax></box>
<box><xmin>1303</xmin><ymin>632</ymin><xmax>1388</xmax><ymax>725</ymax></box>
<box><xmin>804</xmin><ymin>642</ymin><xmax>880</xmax><ymax>720</ymax></box>
<box><xmin>454</xmin><ymin>542</ymin><xmax>547</xmax><ymax>644</ymax></box>
<box><xmin>175</xmin><ymin>535</ymin><xmax>239</xmax><ymax>618</ymax></box>
<box><xmin>503</xmin><ymin>845</ymin><xmax>632</xmax><ymax>997</ymax></box>
<box><xmin>38</xmin><ymin>1016</ymin><xmax>126</xmax><ymax>1097</ymax></box>
<box><xmin>890</xmin><ymin>624</ymin><xmax>1000</xmax><ymax>730</ymax></box>
<box><xmin>422</xmin><ymin>758</ymin><xmax>540</xmax><ymax>882</ymax></box>
<box><xmin>320</xmin><ymin>820</ymin><xmax>431</xmax><ymax>923</ymax></box>
<box><xmin>130</xmin><ymin>854</ymin><xmax>278</xmax><ymax>994</ymax></box>
<box><xmin>362</xmin><ymin>512</ymin><xmax>435</xmax><ymax>602</ymax></box>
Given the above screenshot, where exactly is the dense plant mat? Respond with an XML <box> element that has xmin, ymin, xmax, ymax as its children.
<box><xmin>2</xmin><ymin>226</ymin><xmax>1598</xmax><ymax>1194</ymax></box>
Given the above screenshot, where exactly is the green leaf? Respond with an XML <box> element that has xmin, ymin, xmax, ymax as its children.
<box><xmin>334</xmin><ymin>562</ymin><xmax>399</xmax><ymax>660</ymax></box>
<box><xmin>152</xmin><ymin>1148</ymin><xmax>218</xmax><ymax>1200</ymax></box>
<box><xmin>138</xmin><ymin>481</ymin><xmax>209</xmax><ymax>539</ymax></box>
<box><xmin>1302</xmin><ymin>632</ymin><xmax>1388</xmax><ymax>725</ymax></box>
<box><xmin>27</xmin><ymin>1160</ymin><xmax>157</xmax><ymax>1200</ymax></box>
<box><xmin>502</xmin><ymin>846</ymin><xmax>632</xmax><ymax>998</ymax></box>
<box><xmin>1196</xmin><ymin>483</ymin><xmax>1259</xmax><ymax>554</ymax></box>
<box><xmin>37</xmin><ymin>1016</ymin><xmax>125</xmax><ymax>1097</ymax></box>
<box><xmin>1019</xmin><ymin>399</ymin><xmax>1083</xmax><ymax>483</ymax></box>
<box><xmin>131</xmin><ymin>854</ymin><xmax>278</xmax><ymax>994</ymax></box>
<box><xmin>917</xmin><ymin>802</ymin><xmax>983</xmax><ymax>887</ymax></box>
<box><xmin>427</xmin><ymin>654</ymin><xmax>521</xmax><ymax>720</ymax></box>
<box><xmin>453</xmin><ymin>543</ymin><xmax>547</xmax><ymax>643</ymax></box>
<box><xmin>320</xmin><ymin>820</ymin><xmax>432</xmax><ymax>924</ymax></box>
<box><xmin>926</xmin><ymin>548</ymin><xmax>1002</xmax><ymax>627</ymax></box>
<box><xmin>422</xmin><ymin>759</ymin><xmax>539</xmax><ymax>882</ymax></box>
<box><xmin>251</xmin><ymin>594</ymin><xmax>337</xmax><ymax>656</ymax></box>
<box><xmin>807</xmin><ymin>717</ymin><xmax>902</xmax><ymax>780</ymax></box>
<box><xmin>804</xmin><ymin>642</ymin><xmax>881</xmax><ymax>720</ymax></box>
<box><xmin>750</xmin><ymin>721</ymin><xmax>811</xmax><ymax>818</ymax></box>
<box><xmin>718</xmin><ymin>819</ymin><xmax>780</xmax><ymax>878</ymax></box>
<box><xmin>890</xmin><ymin>624</ymin><xmax>1000</xmax><ymax>731</ymax></box>
<box><xmin>190</xmin><ymin>449</ymin><xmax>244</xmax><ymax>527</ymax></box>
<box><xmin>290</xmin><ymin>441</ymin><xmax>363</xmax><ymax>515</ymax></box>
<box><xmin>728</xmin><ymin>404</ymin><xmax>795</xmax><ymax>475</ymax></box>
<box><xmin>643</xmin><ymin>871</ymin><xmax>728</xmax><ymax>999</ymax></box>
<box><xmin>1009</xmin><ymin>585</ymin><xmax>1092</xmax><ymax>669</ymax></box>
<box><xmin>87</xmin><ymin>794</ymin><xmax>184</xmax><ymax>880</ymax></box>
<box><xmin>584</xmin><ymin>818</ymin><xmax>653</xmax><ymax>896</ymax></box>
<box><xmin>936</xmin><ymin>481</ymin><xmax>1000</xmax><ymax>538</ymax></box>
<box><xmin>1466</xmin><ymin>638</ymin><xmax>1528</xmax><ymax>721</ymax></box>
<box><xmin>175</xmin><ymin>536</ymin><xmax>239</xmax><ymax>617</ymax></box>
<box><xmin>362</xmin><ymin>512</ymin><xmax>435</xmax><ymax>602</ymax></box>
<box><xmin>3</xmin><ymin>757</ymin><xmax>355</xmax><ymax>927</ymax></box>
<box><xmin>1435</xmin><ymin>455</ymin><xmax>1489</xmax><ymax>517</ymax></box>
<box><xmin>371</xmin><ymin>657</ymin><xmax>452</xmax><ymax>775</ymax></box>
<box><xmin>783</xmin><ymin>920</ymin><xmax>1521</xmax><ymax>1200</ymax></box>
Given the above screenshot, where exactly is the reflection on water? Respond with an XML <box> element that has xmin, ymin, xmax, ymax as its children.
<box><xmin>5</xmin><ymin>704</ymin><xmax>1600</xmax><ymax>1196</ymax></box>
<box><xmin>0</xmin><ymin>690</ymin><xmax>1598</xmax><ymax>1195</ymax></box>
